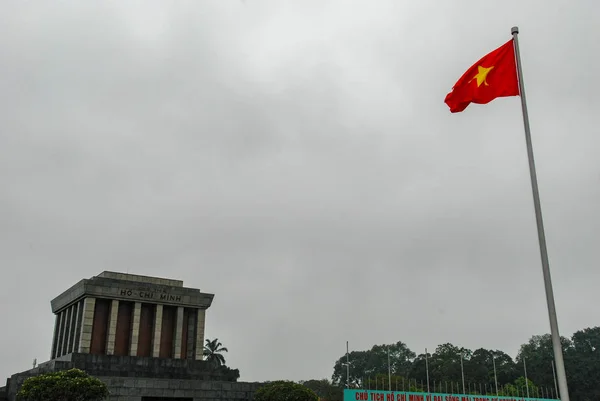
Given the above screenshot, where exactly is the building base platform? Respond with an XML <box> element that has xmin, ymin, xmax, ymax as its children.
<box><xmin>4</xmin><ymin>353</ymin><xmax>260</xmax><ymax>401</ymax></box>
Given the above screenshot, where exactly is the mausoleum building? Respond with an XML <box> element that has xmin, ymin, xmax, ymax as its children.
<box><xmin>1</xmin><ymin>272</ymin><xmax>260</xmax><ymax>401</ymax></box>
<box><xmin>50</xmin><ymin>271</ymin><xmax>212</xmax><ymax>360</ymax></box>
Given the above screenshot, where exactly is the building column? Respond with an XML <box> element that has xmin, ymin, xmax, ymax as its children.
<box><xmin>186</xmin><ymin>310</ymin><xmax>196</xmax><ymax>360</ymax></box>
<box><xmin>66</xmin><ymin>303</ymin><xmax>78</xmax><ymax>353</ymax></box>
<box><xmin>51</xmin><ymin>313</ymin><xmax>61</xmax><ymax>359</ymax></box>
<box><xmin>106</xmin><ymin>300</ymin><xmax>119</xmax><ymax>354</ymax></box>
<box><xmin>59</xmin><ymin>307</ymin><xmax>72</xmax><ymax>357</ymax></box>
<box><xmin>173</xmin><ymin>307</ymin><xmax>184</xmax><ymax>358</ymax></box>
<box><xmin>78</xmin><ymin>297</ymin><xmax>96</xmax><ymax>353</ymax></box>
<box><xmin>129</xmin><ymin>302</ymin><xmax>142</xmax><ymax>356</ymax></box>
<box><xmin>72</xmin><ymin>300</ymin><xmax>83</xmax><ymax>353</ymax></box>
<box><xmin>56</xmin><ymin>310</ymin><xmax>65</xmax><ymax>357</ymax></box>
<box><xmin>152</xmin><ymin>304</ymin><xmax>163</xmax><ymax>357</ymax></box>
<box><xmin>194</xmin><ymin>308</ymin><xmax>206</xmax><ymax>360</ymax></box>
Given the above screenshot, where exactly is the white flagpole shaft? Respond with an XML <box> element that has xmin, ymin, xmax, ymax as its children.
<box><xmin>524</xmin><ymin>358</ymin><xmax>530</xmax><ymax>398</ymax></box>
<box><xmin>388</xmin><ymin>347</ymin><xmax>392</xmax><ymax>392</ymax></box>
<box><xmin>425</xmin><ymin>348</ymin><xmax>430</xmax><ymax>393</ymax></box>
<box><xmin>552</xmin><ymin>361</ymin><xmax>559</xmax><ymax>399</ymax></box>
<box><xmin>492</xmin><ymin>355</ymin><xmax>499</xmax><ymax>397</ymax></box>
<box><xmin>511</xmin><ymin>26</ymin><xmax>570</xmax><ymax>401</ymax></box>
<box><xmin>346</xmin><ymin>341</ymin><xmax>350</xmax><ymax>388</ymax></box>
<box><xmin>460</xmin><ymin>354</ymin><xmax>465</xmax><ymax>394</ymax></box>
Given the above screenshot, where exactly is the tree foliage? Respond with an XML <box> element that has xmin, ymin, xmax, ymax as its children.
<box><xmin>332</xmin><ymin>341</ymin><xmax>415</xmax><ymax>387</ymax></box>
<box><xmin>301</xmin><ymin>379</ymin><xmax>343</xmax><ymax>401</ymax></box>
<box><xmin>203</xmin><ymin>338</ymin><xmax>229</xmax><ymax>367</ymax></box>
<box><xmin>329</xmin><ymin>326</ymin><xmax>600</xmax><ymax>401</ymax></box>
<box><xmin>17</xmin><ymin>369</ymin><xmax>108</xmax><ymax>401</ymax></box>
<box><xmin>255</xmin><ymin>381</ymin><xmax>318</xmax><ymax>401</ymax></box>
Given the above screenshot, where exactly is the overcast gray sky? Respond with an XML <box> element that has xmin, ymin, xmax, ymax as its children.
<box><xmin>1</xmin><ymin>0</ymin><xmax>599</xmax><ymax>384</ymax></box>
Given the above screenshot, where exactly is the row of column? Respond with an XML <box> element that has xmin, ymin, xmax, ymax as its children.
<box><xmin>52</xmin><ymin>297</ymin><xmax>206</xmax><ymax>360</ymax></box>
<box><xmin>51</xmin><ymin>299</ymin><xmax>84</xmax><ymax>359</ymax></box>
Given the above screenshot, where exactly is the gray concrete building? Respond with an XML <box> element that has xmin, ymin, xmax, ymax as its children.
<box><xmin>1</xmin><ymin>272</ymin><xmax>261</xmax><ymax>401</ymax></box>
<box><xmin>49</xmin><ymin>271</ymin><xmax>213</xmax><ymax>361</ymax></box>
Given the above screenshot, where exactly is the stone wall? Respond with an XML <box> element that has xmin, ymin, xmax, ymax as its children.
<box><xmin>4</xmin><ymin>354</ymin><xmax>257</xmax><ymax>401</ymax></box>
<box><xmin>6</xmin><ymin>375</ymin><xmax>261</xmax><ymax>401</ymax></box>
<box><xmin>43</xmin><ymin>353</ymin><xmax>239</xmax><ymax>380</ymax></box>
<box><xmin>100</xmin><ymin>377</ymin><xmax>262</xmax><ymax>401</ymax></box>
<box><xmin>51</xmin><ymin>275</ymin><xmax>214</xmax><ymax>313</ymax></box>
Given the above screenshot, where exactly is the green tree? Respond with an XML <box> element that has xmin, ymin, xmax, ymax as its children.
<box><xmin>513</xmin><ymin>376</ymin><xmax>538</xmax><ymax>397</ymax></box>
<box><xmin>203</xmin><ymin>338</ymin><xmax>228</xmax><ymax>366</ymax></box>
<box><xmin>488</xmin><ymin>350</ymin><xmax>518</xmax><ymax>386</ymax></box>
<box><xmin>567</xmin><ymin>327</ymin><xmax>600</xmax><ymax>401</ymax></box>
<box><xmin>427</xmin><ymin>343</ymin><xmax>471</xmax><ymax>384</ymax></box>
<box><xmin>17</xmin><ymin>369</ymin><xmax>108</xmax><ymax>401</ymax></box>
<box><xmin>255</xmin><ymin>381</ymin><xmax>318</xmax><ymax>401</ymax></box>
<box><xmin>516</xmin><ymin>334</ymin><xmax>572</xmax><ymax>391</ymax></box>
<box><xmin>463</xmin><ymin>348</ymin><xmax>517</xmax><ymax>389</ymax></box>
<box><xmin>330</xmin><ymin>329</ymin><xmax>600</xmax><ymax>400</ymax></box>
<box><xmin>332</xmin><ymin>342</ymin><xmax>415</xmax><ymax>386</ymax></box>
<box><xmin>301</xmin><ymin>379</ymin><xmax>343</xmax><ymax>401</ymax></box>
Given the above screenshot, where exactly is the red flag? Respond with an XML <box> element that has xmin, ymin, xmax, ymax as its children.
<box><xmin>444</xmin><ymin>39</ymin><xmax>519</xmax><ymax>113</ymax></box>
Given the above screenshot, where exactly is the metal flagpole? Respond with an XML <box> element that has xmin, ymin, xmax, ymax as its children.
<box><xmin>460</xmin><ymin>354</ymin><xmax>465</xmax><ymax>394</ymax></box>
<box><xmin>523</xmin><ymin>358</ymin><xmax>530</xmax><ymax>398</ymax></box>
<box><xmin>511</xmin><ymin>26</ymin><xmax>570</xmax><ymax>401</ymax></box>
<box><xmin>425</xmin><ymin>349</ymin><xmax>430</xmax><ymax>393</ymax></box>
<box><xmin>492</xmin><ymin>355</ymin><xmax>499</xmax><ymax>396</ymax></box>
<box><xmin>346</xmin><ymin>341</ymin><xmax>350</xmax><ymax>388</ymax></box>
<box><xmin>523</xmin><ymin>358</ymin><xmax>529</xmax><ymax>398</ymax></box>
<box><xmin>552</xmin><ymin>360</ymin><xmax>559</xmax><ymax>399</ymax></box>
<box><xmin>388</xmin><ymin>347</ymin><xmax>392</xmax><ymax>391</ymax></box>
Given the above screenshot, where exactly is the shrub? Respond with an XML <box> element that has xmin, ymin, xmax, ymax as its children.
<box><xmin>17</xmin><ymin>369</ymin><xmax>109</xmax><ymax>401</ymax></box>
<box><xmin>255</xmin><ymin>381</ymin><xmax>319</xmax><ymax>401</ymax></box>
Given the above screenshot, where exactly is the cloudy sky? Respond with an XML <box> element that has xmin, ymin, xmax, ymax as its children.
<box><xmin>1</xmin><ymin>0</ymin><xmax>598</xmax><ymax>384</ymax></box>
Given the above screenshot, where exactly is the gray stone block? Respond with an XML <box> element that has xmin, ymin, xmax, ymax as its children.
<box><xmin>123</xmin><ymin>378</ymin><xmax>136</xmax><ymax>388</ymax></box>
<box><xmin>4</xmin><ymin>353</ymin><xmax>258</xmax><ymax>401</ymax></box>
<box><xmin>126</xmin><ymin>388</ymin><xmax>141</xmax><ymax>396</ymax></box>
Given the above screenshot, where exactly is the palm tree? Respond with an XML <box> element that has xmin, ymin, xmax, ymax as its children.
<box><xmin>203</xmin><ymin>338</ymin><xmax>228</xmax><ymax>366</ymax></box>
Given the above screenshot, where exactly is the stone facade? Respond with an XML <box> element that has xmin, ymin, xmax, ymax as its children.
<box><xmin>50</xmin><ymin>271</ymin><xmax>214</xmax><ymax>360</ymax></box>
<box><xmin>3</xmin><ymin>272</ymin><xmax>259</xmax><ymax>401</ymax></box>
<box><xmin>5</xmin><ymin>353</ymin><xmax>259</xmax><ymax>401</ymax></box>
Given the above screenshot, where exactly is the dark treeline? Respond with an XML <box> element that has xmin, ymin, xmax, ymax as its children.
<box><xmin>321</xmin><ymin>327</ymin><xmax>599</xmax><ymax>401</ymax></box>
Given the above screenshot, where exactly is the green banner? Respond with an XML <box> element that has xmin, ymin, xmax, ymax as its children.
<box><xmin>343</xmin><ymin>389</ymin><xmax>556</xmax><ymax>401</ymax></box>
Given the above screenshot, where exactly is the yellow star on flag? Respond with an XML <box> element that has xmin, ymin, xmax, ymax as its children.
<box><xmin>469</xmin><ymin>65</ymin><xmax>494</xmax><ymax>87</ymax></box>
